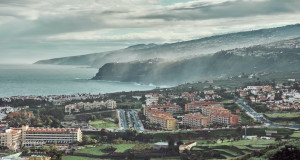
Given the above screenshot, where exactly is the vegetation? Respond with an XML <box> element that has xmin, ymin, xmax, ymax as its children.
<box><xmin>88</xmin><ymin>119</ymin><xmax>119</xmax><ymax>130</ymax></box>
<box><xmin>265</xmin><ymin>112</ymin><xmax>300</xmax><ymax>124</ymax></box>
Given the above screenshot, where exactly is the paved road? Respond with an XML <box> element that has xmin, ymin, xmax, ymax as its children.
<box><xmin>130</xmin><ymin>110</ymin><xmax>145</xmax><ymax>132</ymax></box>
<box><xmin>235</xmin><ymin>97</ymin><xmax>300</xmax><ymax>130</ymax></box>
<box><xmin>119</xmin><ymin>109</ymin><xmax>127</xmax><ymax>131</ymax></box>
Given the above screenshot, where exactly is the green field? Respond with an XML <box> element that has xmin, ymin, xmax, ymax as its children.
<box><xmin>62</xmin><ymin>156</ymin><xmax>98</xmax><ymax>160</ymax></box>
<box><xmin>291</xmin><ymin>131</ymin><xmax>300</xmax><ymax>138</ymax></box>
<box><xmin>75</xmin><ymin>144</ymin><xmax>135</xmax><ymax>156</ymax></box>
<box><xmin>89</xmin><ymin>120</ymin><xmax>119</xmax><ymax>130</ymax></box>
<box><xmin>192</xmin><ymin>139</ymin><xmax>278</xmax><ymax>159</ymax></box>
<box><xmin>264</xmin><ymin>112</ymin><xmax>300</xmax><ymax>124</ymax></box>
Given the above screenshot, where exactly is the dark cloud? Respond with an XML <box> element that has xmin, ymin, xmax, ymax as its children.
<box><xmin>141</xmin><ymin>0</ymin><xmax>300</xmax><ymax>21</ymax></box>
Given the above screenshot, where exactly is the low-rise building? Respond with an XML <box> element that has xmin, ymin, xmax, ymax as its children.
<box><xmin>179</xmin><ymin>141</ymin><xmax>197</xmax><ymax>153</ymax></box>
<box><xmin>182</xmin><ymin>113</ymin><xmax>210</xmax><ymax>128</ymax></box>
<box><xmin>65</xmin><ymin>100</ymin><xmax>116</xmax><ymax>114</ymax></box>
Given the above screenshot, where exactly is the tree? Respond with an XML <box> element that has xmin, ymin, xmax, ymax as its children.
<box><xmin>270</xmin><ymin>145</ymin><xmax>300</xmax><ymax>160</ymax></box>
<box><xmin>167</xmin><ymin>136</ymin><xmax>175</xmax><ymax>151</ymax></box>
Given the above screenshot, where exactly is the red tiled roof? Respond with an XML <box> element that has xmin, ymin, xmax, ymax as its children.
<box><xmin>146</xmin><ymin>104</ymin><xmax>181</xmax><ymax>109</ymax></box>
<box><xmin>26</xmin><ymin>127</ymin><xmax>78</xmax><ymax>133</ymax></box>
<box><xmin>183</xmin><ymin>113</ymin><xmax>209</xmax><ymax>120</ymax></box>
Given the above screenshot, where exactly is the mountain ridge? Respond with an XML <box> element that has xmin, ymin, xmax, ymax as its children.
<box><xmin>35</xmin><ymin>24</ymin><xmax>300</xmax><ymax>68</ymax></box>
<box><xmin>92</xmin><ymin>37</ymin><xmax>300</xmax><ymax>85</ymax></box>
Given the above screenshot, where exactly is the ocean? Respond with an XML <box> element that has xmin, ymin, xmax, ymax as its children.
<box><xmin>0</xmin><ymin>64</ymin><xmax>156</xmax><ymax>98</ymax></box>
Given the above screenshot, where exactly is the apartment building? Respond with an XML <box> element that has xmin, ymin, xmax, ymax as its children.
<box><xmin>65</xmin><ymin>100</ymin><xmax>116</xmax><ymax>114</ymax></box>
<box><xmin>0</xmin><ymin>126</ymin><xmax>82</xmax><ymax>149</ymax></box>
<box><xmin>149</xmin><ymin>113</ymin><xmax>176</xmax><ymax>130</ymax></box>
<box><xmin>144</xmin><ymin>104</ymin><xmax>181</xmax><ymax>115</ymax></box>
<box><xmin>201</xmin><ymin>106</ymin><xmax>230</xmax><ymax>116</ymax></box>
<box><xmin>0</xmin><ymin>128</ymin><xmax>21</xmax><ymax>151</ymax></box>
<box><xmin>21</xmin><ymin>125</ymin><xmax>82</xmax><ymax>147</ymax></box>
<box><xmin>209</xmin><ymin>112</ymin><xmax>239</xmax><ymax>126</ymax></box>
<box><xmin>185</xmin><ymin>101</ymin><xmax>223</xmax><ymax>112</ymax></box>
<box><xmin>145</xmin><ymin>110</ymin><xmax>171</xmax><ymax>119</ymax></box>
<box><xmin>182</xmin><ymin>113</ymin><xmax>210</xmax><ymax>128</ymax></box>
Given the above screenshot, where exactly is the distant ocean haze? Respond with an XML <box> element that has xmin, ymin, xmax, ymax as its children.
<box><xmin>0</xmin><ymin>64</ymin><xmax>155</xmax><ymax>97</ymax></box>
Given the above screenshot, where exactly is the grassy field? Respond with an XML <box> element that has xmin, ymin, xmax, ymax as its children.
<box><xmin>62</xmin><ymin>156</ymin><xmax>98</xmax><ymax>160</ymax></box>
<box><xmin>291</xmin><ymin>131</ymin><xmax>300</xmax><ymax>138</ymax></box>
<box><xmin>192</xmin><ymin>139</ymin><xmax>278</xmax><ymax>159</ymax></box>
<box><xmin>89</xmin><ymin>119</ymin><xmax>119</xmax><ymax>130</ymax></box>
<box><xmin>265</xmin><ymin>112</ymin><xmax>300</xmax><ymax>118</ymax></box>
<box><xmin>74</xmin><ymin>144</ymin><xmax>135</xmax><ymax>156</ymax></box>
<box><xmin>264</xmin><ymin>112</ymin><xmax>300</xmax><ymax>124</ymax></box>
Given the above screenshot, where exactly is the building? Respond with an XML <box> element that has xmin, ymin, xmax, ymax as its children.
<box><xmin>149</xmin><ymin>113</ymin><xmax>176</xmax><ymax>130</ymax></box>
<box><xmin>145</xmin><ymin>110</ymin><xmax>171</xmax><ymax>119</ymax></box>
<box><xmin>145</xmin><ymin>94</ymin><xmax>160</xmax><ymax>106</ymax></box>
<box><xmin>153</xmin><ymin>142</ymin><xmax>169</xmax><ymax>150</ymax></box>
<box><xmin>201</xmin><ymin>106</ymin><xmax>229</xmax><ymax>116</ymax></box>
<box><xmin>65</xmin><ymin>100</ymin><xmax>116</xmax><ymax>114</ymax></box>
<box><xmin>209</xmin><ymin>112</ymin><xmax>239</xmax><ymax>126</ymax></box>
<box><xmin>185</xmin><ymin>101</ymin><xmax>223</xmax><ymax>112</ymax></box>
<box><xmin>144</xmin><ymin>104</ymin><xmax>181</xmax><ymax>115</ymax></box>
<box><xmin>0</xmin><ymin>128</ymin><xmax>22</xmax><ymax>151</ymax></box>
<box><xmin>8</xmin><ymin>111</ymin><xmax>34</xmax><ymax>119</ymax></box>
<box><xmin>179</xmin><ymin>141</ymin><xmax>197</xmax><ymax>153</ymax></box>
<box><xmin>0</xmin><ymin>126</ymin><xmax>82</xmax><ymax>149</ymax></box>
<box><xmin>21</xmin><ymin>125</ymin><xmax>82</xmax><ymax>147</ymax></box>
<box><xmin>182</xmin><ymin>113</ymin><xmax>210</xmax><ymax>128</ymax></box>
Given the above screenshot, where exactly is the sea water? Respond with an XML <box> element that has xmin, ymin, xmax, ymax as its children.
<box><xmin>0</xmin><ymin>64</ymin><xmax>155</xmax><ymax>97</ymax></box>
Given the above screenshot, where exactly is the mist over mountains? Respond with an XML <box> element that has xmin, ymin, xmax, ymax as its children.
<box><xmin>92</xmin><ymin>37</ymin><xmax>300</xmax><ymax>85</ymax></box>
<box><xmin>35</xmin><ymin>24</ymin><xmax>300</xmax><ymax>68</ymax></box>
<box><xmin>35</xmin><ymin>24</ymin><xmax>300</xmax><ymax>85</ymax></box>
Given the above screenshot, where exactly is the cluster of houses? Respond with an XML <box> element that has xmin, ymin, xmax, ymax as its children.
<box><xmin>144</xmin><ymin>90</ymin><xmax>222</xmax><ymax>106</ymax></box>
<box><xmin>236</xmin><ymin>81</ymin><xmax>300</xmax><ymax>110</ymax></box>
<box><xmin>1</xmin><ymin>93</ymin><xmax>107</xmax><ymax>106</ymax></box>
<box><xmin>65</xmin><ymin>100</ymin><xmax>117</xmax><ymax>114</ymax></box>
<box><xmin>143</xmin><ymin>92</ymin><xmax>240</xmax><ymax>130</ymax></box>
<box><xmin>0</xmin><ymin>106</ymin><xmax>28</xmax><ymax>121</ymax></box>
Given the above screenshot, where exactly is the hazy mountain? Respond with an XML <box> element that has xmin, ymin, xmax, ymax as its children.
<box><xmin>92</xmin><ymin>37</ymin><xmax>300</xmax><ymax>85</ymax></box>
<box><xmin>35</xmin><ymin>24</ymin><xmax>300</xmax><ymax>68</ymax></box>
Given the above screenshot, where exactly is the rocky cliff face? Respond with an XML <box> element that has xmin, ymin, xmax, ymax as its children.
<box><xmin>92</xmin><ymin>38</ymin><xmax>300</xmax><ymax>85</ymax></box>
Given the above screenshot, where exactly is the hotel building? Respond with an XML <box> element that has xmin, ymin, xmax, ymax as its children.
<box><xmin>0</xmin><ymin>126</ymin><xmax>82</xmax><ymax>149</ymax></box>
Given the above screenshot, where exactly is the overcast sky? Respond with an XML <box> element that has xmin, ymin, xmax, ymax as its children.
<box><xmin>1</xmin><ymin>0</ymin><xmax>300</xmax><ymax>64</ymax></box>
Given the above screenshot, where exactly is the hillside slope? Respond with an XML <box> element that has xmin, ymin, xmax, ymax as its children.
<box><xmin>92</xmin><ymin>38</ymin><xmax>300</xmax><ymax>85</ymax></box>
<box><xmin>35</xmin><ymin>24</ymin><xmax>300</xmax><ymax>68</ymax></box>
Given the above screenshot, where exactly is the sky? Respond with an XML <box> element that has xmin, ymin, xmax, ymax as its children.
<box><xmin>0</xmin><ymin>0</ymin><xmax>300</xmax><ymax>64</ymax></box>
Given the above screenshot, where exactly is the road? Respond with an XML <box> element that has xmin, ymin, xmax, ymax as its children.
<box><xmin>117</xmin><ymin>109</ymin><xmax>145</xmax><ymax>132</ymax></box>
<box><xmin>235</xmin><ymin>97</ymin><xmax>300</xmax><ymax>130</ymax></box>
<box><xmin>130</xmin><ymin>110</ymin><xmax>145</xmax><ymax>132</ymax></box>
<box><xmin>118</xmin><ymin>109</ymin><xmax>127</xmax><ymax>131</ymax></box>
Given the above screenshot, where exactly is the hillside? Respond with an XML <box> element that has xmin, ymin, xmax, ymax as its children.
<box><xmin>92</xmin><ymin>37</ymin><xmax>300</xmax><ymax>85</ymax></box>
<box><xmin>35</xmin><ymin>24</ymin><xmax>300</xmax><ymax>68</ymax></box>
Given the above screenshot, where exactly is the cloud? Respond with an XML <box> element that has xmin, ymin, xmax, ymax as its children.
<box><xmin>141</xmin><ymin>0</ymin><xmax>300</xmax><ymax>21</ymax></box>
<box><xmin>0</xmin><ymin>0</ymin><xmax>299</xmax><ymax>63</ymax></box>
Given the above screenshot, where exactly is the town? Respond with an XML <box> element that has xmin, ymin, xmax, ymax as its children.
<box><xmin>0</xmin><ymin>73</ymin><xmax>300</xmax><ymax>159</ymax></box>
